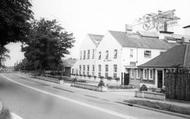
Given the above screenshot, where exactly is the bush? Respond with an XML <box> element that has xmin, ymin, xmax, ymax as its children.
<box><xmin>72</xmin><ymin>77</ymin><xmax>77</xmax><ymax>83</ymax></box>
<box><xmin>115</xmin><ymin>77</ymin><xmax>120</xmax><ymax>81</ymax></box>
<box><xmin>108</xmin><ymin>85</ymin><xmax>134</xmax><ymax>89</ymax></box>
<box><xmin>98</xmin><ymin>80</ymin><xmax>105</xmax><ymax>87</ymax></box>
<box><xmin>99</xmin><ymin>76</ymin><xmax>104</xmax><ymax>79</ymax></box>
<box><xmin>0</xmin><ymin>107</ymin><xmax>11</xmax><ymax>119</ymax></box>
<box><xmin>140</xmin><ymin>84</ymin><xmax>148</xmax><ymax>91</ymax></box>
<box><xmin>107</xmin><ymin>77</ymin><xmax>112</xmax><ymax>80</ymax></box>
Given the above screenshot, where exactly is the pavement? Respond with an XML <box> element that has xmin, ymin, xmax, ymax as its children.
<box><xmin>1</xmin><ymin>72</ymin><xmax>190</xmax><ymax>119</ymax></box>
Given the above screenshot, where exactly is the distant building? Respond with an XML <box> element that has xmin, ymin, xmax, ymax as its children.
<box><xmin>138</xmin><ymin>44</ymin><xmax>190</xmax><ymax>88</ymax></box>
<box><xmin>62</xmin><ymin>58</ymin><xmax>77</xmax><ymax>76</ymax></box>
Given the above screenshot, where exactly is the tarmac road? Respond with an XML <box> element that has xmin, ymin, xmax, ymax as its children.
<box><xmin>0</xmin><ymin>73</ymin><xmax>185</xmax><ymax>119</ymax></box>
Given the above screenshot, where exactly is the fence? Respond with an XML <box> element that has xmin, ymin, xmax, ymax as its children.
<box><xmin>165</xmin><ymin>70</ymin><xmax>190</xmax><ymax>101</ymax></box>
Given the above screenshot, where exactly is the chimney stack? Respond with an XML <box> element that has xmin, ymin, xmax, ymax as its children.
<box><xmin>125</xmin><ymin>24</ymin><xmax>132</xmax><ymax>33</ymax></box>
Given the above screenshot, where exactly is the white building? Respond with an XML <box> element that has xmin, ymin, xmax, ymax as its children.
<box><xmin>72</xmin><ymin>30</ymin><xmax>176</xmax><ymax>86</ymax></box>
<box><xmin>71</xmin><ymin>34</ymin><xmax>103</xmax><ymax>79</ymax></box>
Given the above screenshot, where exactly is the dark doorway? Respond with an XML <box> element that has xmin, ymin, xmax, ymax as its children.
<box><xmin>157</xmin><ymin>70</ymin><xmax>163</xmax><ymax>88</ymax></box>
<box><xmin>124</xmin><ymin>73</ymin><xmax>129</xmax><ymax>85</ymax></box>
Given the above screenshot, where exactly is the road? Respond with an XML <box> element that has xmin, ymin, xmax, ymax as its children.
<box><xmin>0</xmin><ymin>73</ymin><xmax>185</xmax><ymax>119</ymax></box>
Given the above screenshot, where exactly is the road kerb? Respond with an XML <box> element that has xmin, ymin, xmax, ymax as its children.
<box><xmin>119</xmin><ymin>101</ymin><xmax>190</xmax><ymax>119</ymax></box>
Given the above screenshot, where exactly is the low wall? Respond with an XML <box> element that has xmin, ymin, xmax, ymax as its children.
<box><xmin>135</xmin><ymin>91</ymin><xmax>165</xmax><ymax>100</ymax></box>
<box><xmin>71</xmin><ymin>82</ymin><xmax>107</xmax><ymax>92</ymax></box>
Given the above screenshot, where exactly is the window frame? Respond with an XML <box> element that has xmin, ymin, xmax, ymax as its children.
<box><xmin>114</xmin><ymin>49</ymin><xmax>118</xmax><ymax>59</ymax></box>
<box><xmin>144</xmin><ymin>50</ymin><xmax>151</xmax><ymax>58</ymax></box>
<box><xmin>98</xmin><ymin>51</ymin><xmax>101</xmax><ymax>60</ymax></box>
<box><xmin>130</xmin><ymin>49</ymin><xmax>134</xmax><ymax>58</ymax></box>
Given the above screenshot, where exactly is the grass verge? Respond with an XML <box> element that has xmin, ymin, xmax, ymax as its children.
<box><xmin>125</xmin><ymin>99</ymin><xmax>190</xmax><ymax>115</ymax></box>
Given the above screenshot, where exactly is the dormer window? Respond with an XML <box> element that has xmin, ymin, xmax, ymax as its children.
<box><xmin>144</xmin><ymin>50</ymin><xmax>151</xmax><ymax>58</ymax></box>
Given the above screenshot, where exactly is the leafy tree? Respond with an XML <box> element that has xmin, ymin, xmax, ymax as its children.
<box><xmin>0</xmin><ymin>0</ymin><xmax>33</xmax><ymax>47</ymax></box>
<box><xmin>0</xmin><ymin>46</ymin><xmax>10</xmax><ymax>67</ymax></box>
<box><xmin>22</xmin><ymin>19</ymin><xmax>75</xmax><ymax>72</ymax></box>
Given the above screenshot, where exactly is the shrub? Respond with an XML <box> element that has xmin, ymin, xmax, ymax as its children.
<box><xmin>98</xmin><ymin>80</ymin><xmax>105</xmax><ymax>87</ymax></box>
<box><xmin>0</xmin><ymin>107</ymin><xmax>11</xmax><ymax>119</ymax></box>
<box><xmin>140</xmin><ymin>84</ymin><xmax>148</xmax><ymax>91</ymax></box>
<box><xmin>107</xmin><ymin>77</ymin><xmax>112</xmax><ymax>80</ymax></box>
<box><xmin>94</xmin><ymin>76</ymin><xmax>97</xmax><ymax>79</ymax></box>
<box><xmin>99</xmin><ymin>76</ymin><xmax>104</xmax><ymax>79</ymax></box>
<box><xmin>115</xmin><ymin>77</ymin><xmax>120</xmax><ymax>81</ymax></box>
<box><xmin>72</xmin><ymin>77</ymin><xmax>77</xmax><ymax>83</ymax></box>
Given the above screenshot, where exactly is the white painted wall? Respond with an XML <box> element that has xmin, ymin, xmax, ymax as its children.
<box><xmin>71</xmin><ymin>35</ymin><xmax>97</xmax><ymax>76</ymax></box>
<box><xmin>121</xmin><ymin>47</ymin><xmax>166</xmax><ymax>67</ymax></box>
<box><xmin>96</xmin><ymin>31</ymin><xmax>123</xmax><ymax>84</ymax></box>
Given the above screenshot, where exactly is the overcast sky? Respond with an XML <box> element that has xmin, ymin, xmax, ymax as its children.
<box><xmin>5</xmin><ymin>0</ymin><xmax>190</xmax><ymax>66</ymax></box>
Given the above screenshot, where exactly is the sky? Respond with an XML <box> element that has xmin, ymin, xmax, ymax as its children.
<box><xmin>4</xmin><ymin>0</ymin><xmax>190</xmax><ymax>66</ymax></box>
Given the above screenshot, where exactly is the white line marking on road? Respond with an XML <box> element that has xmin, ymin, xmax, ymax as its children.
<box><xmin>1</xmin><ymin>74</ymin><xmax>136</xmax><ymax>119</ymax></box>
<box><xmin>11</xmin><ymin>113</ymin><xmax>23</xmax><ymax>119</ymax></box>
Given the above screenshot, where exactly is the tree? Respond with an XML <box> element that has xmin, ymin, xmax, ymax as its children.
<box><xmin>22</xmin><ymin>19</ymin><xmax>75</xmax><ymax>72</ymax></box>
<box><xmin>0</xmin><ymin>46</ymin><xmax>10</xmax><ymax>67</ymax></box>
<box><xmin>0</xmin><ymin>0</ymin><xmax>33</xmax><ymax>47</ymax></box>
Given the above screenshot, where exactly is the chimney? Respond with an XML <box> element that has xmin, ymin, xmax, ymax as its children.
<box><xmin>125</xmin><ymin>24</ymin><xmax>132</xmax><ymax>33</ymax></box>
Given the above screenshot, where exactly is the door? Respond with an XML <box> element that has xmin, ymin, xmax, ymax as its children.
<box><xmin>124</xmin><ymin>73</ymin><xmax>129</xmax><ymax>85</ymax></box>
<box><xmin>157</xmin><ymin>70</ymin><xmax>163</xmax><ymax>88</ymax></box>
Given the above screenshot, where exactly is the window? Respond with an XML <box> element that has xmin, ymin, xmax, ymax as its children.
<box><xmin>130</xmin><ymin>49</ymin><xmax>134</xmax><ymax>58</ymax></box>
<box><xmin>143</xmin><ymin>69</ymin><xmax>148</xmax><ymax>79</ymax></box>
<box><xmin>149</xmin><ymin>69</ymin><xmax>153</xmax><ymax>80</ymax></box>
<box><xmin>79</xmin><ymin>65</ymin><xmax>81</xmax><ymax>75</ymax></box>
<box><xmin>98</xmin><ymin>65</ymin><xmax>101</xmax><ymax>77</ymax></box>
<box><xmin>72</xmin><ymin>68</ymin><xmax>74</xmax><ymax>74</ymax></box>
<box><xmin>144</xmin><ymin>50</ymin><xmax>151</xmax><ymax>58</ymax></box>
<box><xmin>136</xmin><ymin>69</ymin><xmax>140</xmax><ymax>78</ymax></box>
<box><xmin>114</xmin><ymin>49</ymin><xmax>117</xmax><ymax>59</ymax></box>
<box><xmin>87</xmin><ymin>65</ymin><xmax>90</xmax><ymax>75</ymax></box>
<box><xmin>105</xmin><ymin>50</ymin><xmax>109</xmax><ymax>59</ymax></box>
<box><xmin>92</xmin><ymin>49</ymin><xmax>95</xmax><ymax>59</ymax></box>
<box><xmin>83</xmin><ymin>65</ymin><xmax>85</xmax><ymax>75</ymax></box>
<box><xmin>130</xmin><ymin>69</ymin><xmax>135</xmax><ymax>78</ymax></box>
<box><xmin>105</xmin><ymin>65</ymin><xmax>108</xmax><ymax>78</ymax></box>
<box><xmin>98</xmin><ymin>51</ymin><xmax>101</xmax><ymax>60</ymax></box>
<box><xmin>83</xmin><ymin>50</ymin><xmax>86</xmax><ymax>60</ymax></box>
<box><xmin>80</xmin><ymin>51</ymin><xmax>82</xmax><ymax>60</ymax></box>
<box><xmin>113</xmin><ymin>64</ymin><xmax>117</xmax><ymax>78</ymax></box>
<box><xmin>87</xmin><ymin>50</ymin><xmax>90</xmax><ymax>59</ymax></box>
<box><xmin>92</xmin><ymin>65</ymin><xmax>95</xmax><ymax>76</ymax></box>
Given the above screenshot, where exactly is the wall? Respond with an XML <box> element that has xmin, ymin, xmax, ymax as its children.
<box><xmin>71</xmin><ymin>35</ymin><xmax>97</xmax><ymax>78</ymax></box>
<box><xmin>96</xmin><ymin>31</ymin><xmax>122</xmax><ymax>84</ymax></box>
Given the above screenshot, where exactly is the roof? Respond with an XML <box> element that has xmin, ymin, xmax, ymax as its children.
<box><xmin>183</xmin><ymin>25</ymin><xmax>190</xmax><ymax>28</ymax></box>
<box><xmin>62</xmin><ymin>58</ymin><xmax>77</xmax><ymax>67</ymax></box>
<box><xmin>109</xmin><ymin>30</ymin><xmax>175</xmax><ymax>50</ymax></box>
<box><xmin>139</xmin><ymin>44</ymin><xmax>190</xmax><ymax>68</ymax></box>
<box><xmin>88</xmin><ymin>34</ymin><xmax>104</xmax><ymax>47</ymax></box>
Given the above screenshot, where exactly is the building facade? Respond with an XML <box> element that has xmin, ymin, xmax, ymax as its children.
<box><xmin>72</xmin><ymin>30</ymin><xmax>176</xmax><ymax>86</ymax></box>
<box><xmin>138</xmin><ymin>44</ymin><xmax>190</xmax><ymax>88</ymax></box>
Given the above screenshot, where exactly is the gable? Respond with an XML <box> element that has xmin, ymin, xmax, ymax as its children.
<box><xmin>97</xmin><ymin>31</ymin><xmax>122</xmax><ymax>51</ymax></box>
